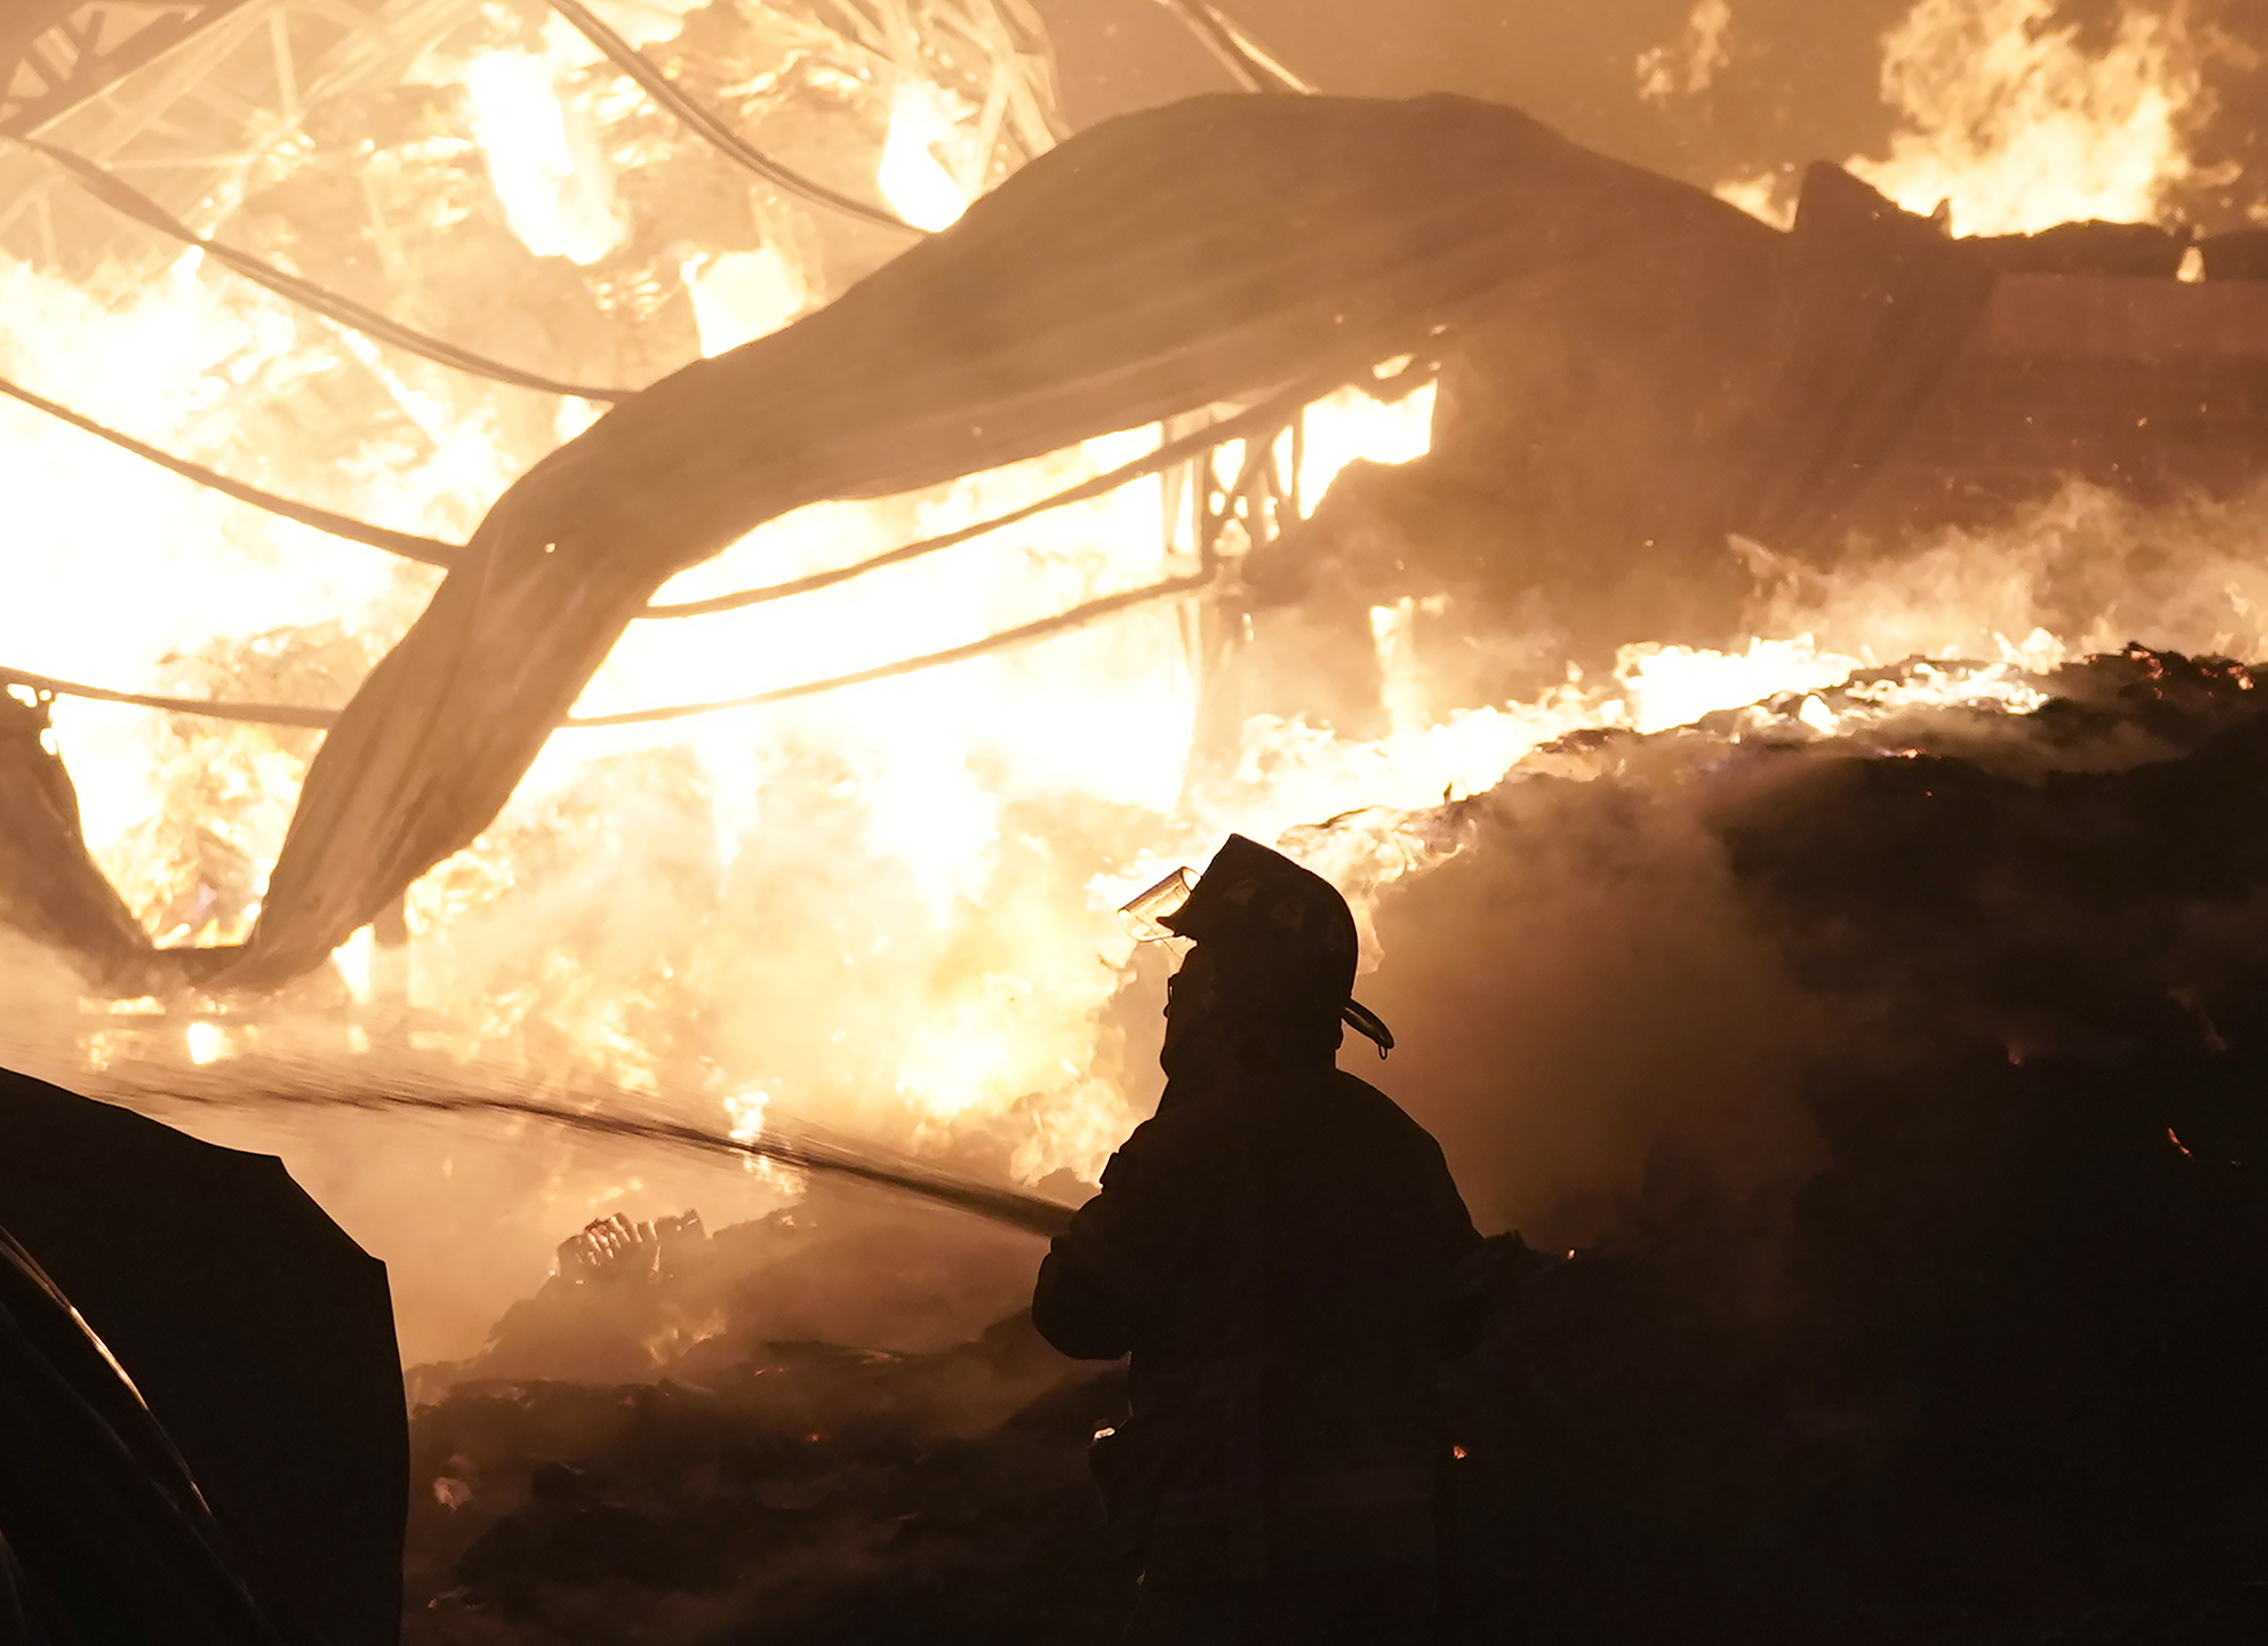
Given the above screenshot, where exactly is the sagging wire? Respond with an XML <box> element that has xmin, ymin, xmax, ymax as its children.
<box><xmin>0</xmin><ymin>345</ymin><xmax>1439</xmax><ymax>726</ymax></box>
<box><xmin>0</xmin><ymin>667</ymin><xmax>332</xmax><ymax>730</ymax></box>
<box><xmin>635</xmin><ymin>381</ymin><xmax>1320</xmax><ymax>617</ymax></box>
<box><xmin>578</xmin><ymin>567</ymin><xmax>1216</xmax><ymax>725</ymax></box>
<box><xmin>0</xmin><ymin>567</ymin><xmax>1216</xmax><ymax>732</ymax></box>
<box><xmin>0</xmin><ymin>373</ymin><xmax>457</xmax><ymax>568</ymax></box>
<box><xmin>0</xmin><ymin>364</ymin><xmax>1334</xmax><ymax>609</ymax></box>
<box><xmin>5</xmin><ymin>135</ymin><xmax>631</xmax><ymax>403</ymax></box>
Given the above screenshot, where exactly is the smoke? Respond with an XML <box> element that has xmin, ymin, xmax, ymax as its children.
<box><xmin>1753</xmin><ymin>481</ymin><xmax>2268</xmax><ymax>667</ymax></box>
<box><xmin>1319</xmin><ymin>480</ymin><xmax>2268</xmax><ymax>1247</ymax></box>
<box><xmin>0</xmin><ymin>1040</ymin><xmax>782</xmax><ymax>1362</ymax></box>
<box><xmin>9</xmin><ymin>0</ymin><xmax>2268</xmax><ymax>1389</ymax></box>
<box><xmin>11</xmin><ymin>475</ymin><xmax>2264</xmax><ymax>1367</ymax></box>
<box><xmin>1357</xmin><ymin>767</ymin><xmax>1831</xmax><ymax>1243</ymax></box>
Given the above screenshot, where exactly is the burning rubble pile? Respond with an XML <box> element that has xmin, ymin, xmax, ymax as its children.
<box><xmin>4</xmin><ymin>0</ymin><xmax>2268</xmax><ymax>1639</ymax></box>
<box><xmin>392</xmin><ymin>642</ymin><xmax>2268</xmax><ymax>1644</ymax></box>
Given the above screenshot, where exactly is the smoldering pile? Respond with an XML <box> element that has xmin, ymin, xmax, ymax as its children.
<box><xmin>400</xmin><ymin>644</ymin><xmax>2268</xmax><ymax>1646</ymax></box>
<box><xmin>1385</xmin><ymin>643</ymin><xmax>2268</xmax><ymax>1644</ymax></box>
<box><xmin>402</xmin><ymin>1187</ymin><xmax>1129</xmax><ymax>1646</ymax></box>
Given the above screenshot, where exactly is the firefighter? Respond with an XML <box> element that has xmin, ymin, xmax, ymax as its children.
<box><xmin>1033</xmin><ymin>834</ymin><xmax>1481</xmax><ymax>1644</ymax></box>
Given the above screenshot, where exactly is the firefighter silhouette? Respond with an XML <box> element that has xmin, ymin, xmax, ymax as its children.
<box><xmin>1035</xmin><ymin>834</ymin><xmax>1479</xmax><ymax>1644</ymax></box>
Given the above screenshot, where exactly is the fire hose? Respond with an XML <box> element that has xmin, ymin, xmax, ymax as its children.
<box><xmin>114</xmin><ymin>1070</ymin><xmax>1080</xmax><ymax>1239</ymax></box>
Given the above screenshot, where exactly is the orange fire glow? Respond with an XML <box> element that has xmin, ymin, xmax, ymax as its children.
<box><xmin>0</xmin><ymin>0</ymin><xmax>2261</xmax><ymax>1363</ymax></box>
<box><xmin>1715</xmin><ymin>0</ymin><xmax>2206</xmax><ymax>232</ymax></box>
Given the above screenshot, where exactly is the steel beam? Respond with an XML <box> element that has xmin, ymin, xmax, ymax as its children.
<box><xmin>2</xmin><ymin>1</ymin><xmax>257</xmax><ymax>136</ymax></box>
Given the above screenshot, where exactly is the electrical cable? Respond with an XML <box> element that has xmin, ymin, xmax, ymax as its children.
<box><xmin>0</xmin><ymin>666</ymin><xmax>334</xmax><ymax>729</ymax></box>
<box><xmin>0</xmin><ymin>567</ymin><xmax>1213</xmax><ymax>731</ymax></box>
<box><xmin>578</xmin><ymin>567</ymin><xmax>1213</xmax><ymax>724</ymax></box>
<box><xmin>0</xmin><ymin>373</ymin><xmax>458</xmax><ymax>567</ymax></box>
<box><xmin>7</xmin><ymin>136</ymin><xmax>631</xmax><ymax>403</ymax></box>
<box><xmin>1</xmin><ymin>359</ymin><xmax>1314</xmax><ymax>617</ymax></box>
<box><xmin>635</xmin><ymin>384</ymin><xmax>1310</xmax><ymax>617</ymax></box>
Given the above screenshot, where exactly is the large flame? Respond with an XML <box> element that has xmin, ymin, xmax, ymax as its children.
<box><xmin>1715</xmin><ymin>0</ymin><xmax>2204</xmax><ymax>233</ymax></box>
<box><xmin>458</xmin><ymin>46</ymin><xmax>629</xmax><ymax>264</ymax></box>
<box><xmin>1</xmin><ymin>0</ymin><xmax>2259</xmax><ymax>1358</ymax></box>
<box><xmin>1855</xmin><ymin>0</ymin><xmax>2202</xmax><ymax>233</ymax></box>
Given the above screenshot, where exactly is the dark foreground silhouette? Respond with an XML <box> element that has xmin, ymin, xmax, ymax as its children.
<box><xmin>0</xmin><ymin>1070</ymin><xmax>405</xmax><ymax>1646</ymax></box>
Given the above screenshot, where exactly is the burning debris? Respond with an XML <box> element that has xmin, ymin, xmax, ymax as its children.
<box><xmin>404</xmin><ymin>1313</ymin><xmax>1128</xmax><ymax>1646</ymax></box>
<box><xmin>414</xmin><ymin>1179</ymin><xmax>1056</xmax><ymax>1393</ymax></box>
<box><xmin>0</xmin><ymin>0</ymin><xmax>2261</xmax><ymax>1214</ymax></box>
<box><xmin>555</xmin><ymin>1209</ymin><xmax>710</xmax><ymax>1288</ymax></box>
<box><xmin>386</xmin><ymin>646</ymin><xmax>2268</xmax><ymax>1643</ymax></box>
<box><xmin>5</xmin><ymin>0</ymin><xmax>2268</xmax><ymax>1637</ymax></box>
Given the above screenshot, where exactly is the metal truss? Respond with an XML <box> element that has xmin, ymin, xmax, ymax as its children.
<box><xmin>1</xmin><ymin>0</ymin><xmax>251</xmax><ymax>137</ymax></box>
<box><xmin>1191</xmin><ymin>409</ymin><xmax>1303</xmax><ymax>563</ymax></box>
<box><xmin>0</xmin><ymin>0</ymin><xmax>470</xmax><ymax>268</ymax></box>
<box><xmin>0</xmin><ymin>0</ymin><xmax>1069</xmax><ymax>271</ymax></box>
<box><xmin>801</xmin><ymin>0</ymin><xmax>1068</xmax><ymax>171</ymax></box>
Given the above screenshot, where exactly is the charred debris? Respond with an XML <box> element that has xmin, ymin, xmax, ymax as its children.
<box><xmin>4</xmin><ymin>73</ymin><xmax>2268</xmax><ymax>1643</ymax></box>
<box><xmin>382</xmin><ymin>646</ymin><xmax>2268</xmax><ymax>1646</ymax></box>
<box><xmin>21</xmin><ymin>637</ymin><xmax>2268</xmax><ymax>1642</ymax></box>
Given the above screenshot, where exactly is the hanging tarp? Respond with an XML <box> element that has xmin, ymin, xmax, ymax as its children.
<box><xmin>1732</xmin><ymin>163</ymin><xmax>1999</xmax><ymax>545</ymax></box>
<box><xmin>0</xmin><ymin>94</ymin><xmax>1996</xmax><ymax>993</ymax></box>
<box><xmin>1235</xmin><ymin>157</ymin><xmax>1993</xmax><ymax>669</ymax></box>
<box><xmin>224</xmin><ymin>91</ymin><xmax>1766</xmax><ymax>988</ymax></box>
